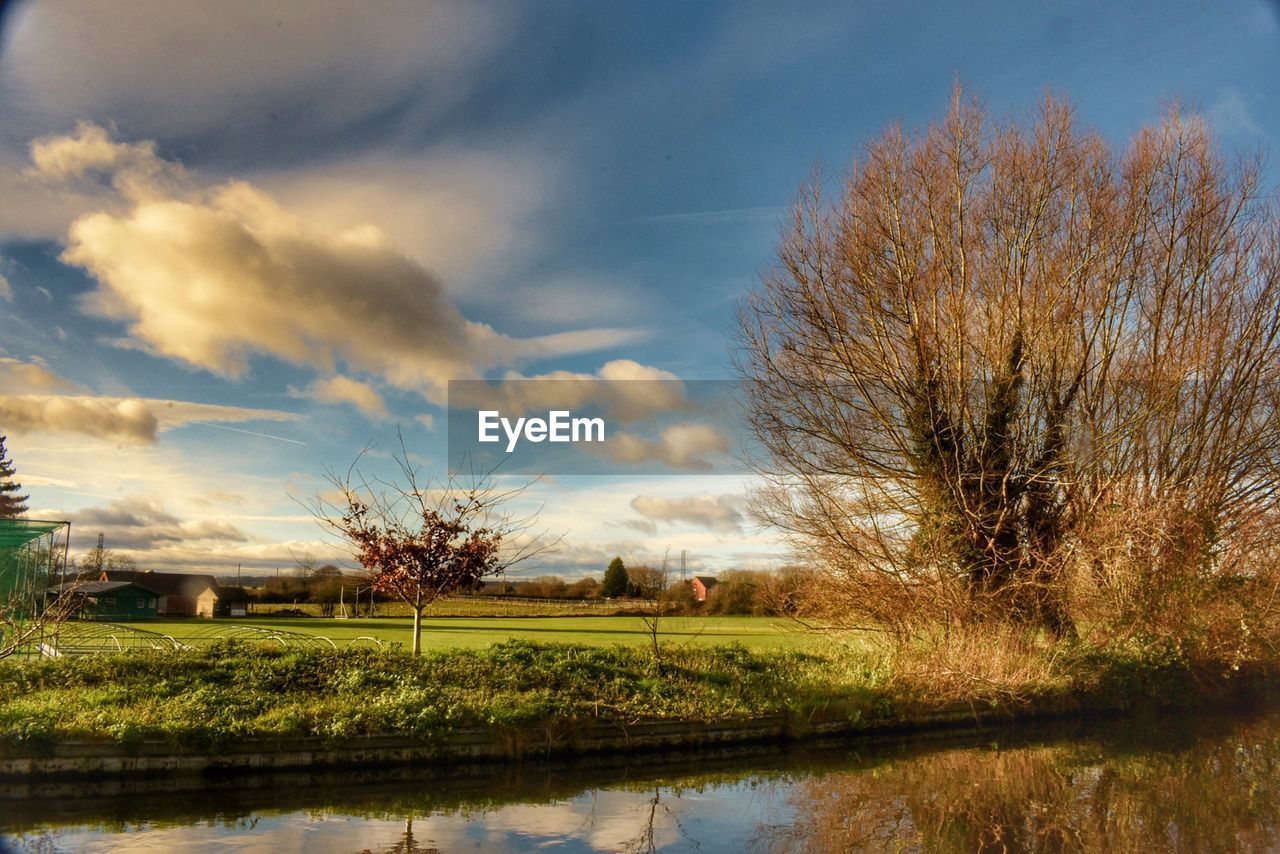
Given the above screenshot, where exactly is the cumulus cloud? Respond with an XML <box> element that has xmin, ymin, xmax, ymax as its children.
<box><xmin>0</xmin><ymin>123</ymin><xmax>188</xmax><ymax>239</ymax></box>
<box><xmin>0</xmin><ymin>7</ymin><xmax>556</xmax><ymax>287</ymax></box>
<box><xmin>629</xmin><ymin>494</ymin><xmax>745</xmax><ymax>535</ymax></box>
<box><xmin>35</xmin><ymin>124</ymin><xmax>636</xmax><ymax>402</ymax></box>
<box><xmin>0</xmin><ymin>272</ymin><xmax>11</xmax><ymax>302</ymax></box>
<box><xmin>30</xmin><ymin>121</ymin><xmax>185</xmax><ymax>198</ymax></box>
<box><xmin>0</xmin><ymin>132</ymin><xmax>551</xmax><ymax>285</ymax></box>
<box><xmin>290</xmin><ymin>375</ymin><xmax>388</xmax><ymax>420</ymax></box>
<box><xmin>603</xmin><ymin>423</ymin><xmax>730</xmax><ymax>472</ymax></box>
<box><xmin>70</xmin><ymin>496</ymin><xmax>248</xmax><ymax>550</ymax></box>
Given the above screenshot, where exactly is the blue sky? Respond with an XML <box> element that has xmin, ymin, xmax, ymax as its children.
<box><xmin>0</xmin><ymin>0</ymin><xmax>1277</xmax><ymax>575</ymax></box>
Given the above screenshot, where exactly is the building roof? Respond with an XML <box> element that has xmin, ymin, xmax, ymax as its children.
<box><xmin>692</xmin><ymin>575</ymin><xmax>719</xmax><ymax>587</ymax></box>
<box><xmin>101</xmin><ymin>570</ymin><xmax>218</xmax><ymax>597</ymax></box>
<box><xmin>48</xmin><ymin>580</ymin><xmax>163</xmax><ymax>596</ymax></box>
<box><xmin>210</xmin><ymin>584</ymin><xmax>251</xmax><ymax>603</ymax></box>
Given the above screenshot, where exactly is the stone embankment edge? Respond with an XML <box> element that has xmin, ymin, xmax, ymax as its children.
<box><xmin>0</xmin><ymin>692</ymin><xmax>1137</xmax><ymax>778</ymax></box>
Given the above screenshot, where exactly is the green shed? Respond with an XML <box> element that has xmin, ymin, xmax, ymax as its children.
<box><xmin>47</xmin><ymin>580</ymin><xmax>163</xmax><ymax>620</ymax></box>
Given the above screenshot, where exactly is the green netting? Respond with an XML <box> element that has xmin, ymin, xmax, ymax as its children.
<box><xmin>0</xmin><ymin>518</ymin><xmax>70</xmax><ymax>617</ymax></box>
<box><xmin>0</xmin><ymin>519</ymin><xmax>67</xmax><ymax>550</ymax></box>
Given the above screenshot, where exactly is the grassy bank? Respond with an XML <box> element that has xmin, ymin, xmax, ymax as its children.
<box><xmin>0</xmin><ymin>641</ymin><xmax>871</xmax><ymax>754</ymax></box>
<box><xmin>0</xmin><ymin>635</ymin><xmax>1270</xmax><ymax>760</ymax></box>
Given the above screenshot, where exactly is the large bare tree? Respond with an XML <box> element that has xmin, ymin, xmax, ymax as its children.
<box><xmin>739</xmin><ymin>89</ymin><xmax>1280</xmax><ymax>639</ymax></box>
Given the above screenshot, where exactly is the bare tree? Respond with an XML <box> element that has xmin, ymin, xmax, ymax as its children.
<box><xmin>639</xmin><ymin>551</ymin><xmax>672</xmax><ymax>665</ymax></box>
<box><xmin>77</xmin><ymin>547</ymin><xmax>136</xmax><ymax>577</ymax></box>
<box><xmin>292</xmin><ymin>552</ymin><xmax>318</xmax><ymax>585</ymax></box>
<box><xmin>310</xmin><ymin>440</ymin><xmax>559</xmax><ymax>655</ymax></box>
<box><xmin>1</xmin><ymin>586</ymin><xmax>83</xmax><ymax>659</ymax></box>
<box><xmin>739</xmin><ymin>88</ymin><xmax>1280</xmax><ymax>640</ymax></box>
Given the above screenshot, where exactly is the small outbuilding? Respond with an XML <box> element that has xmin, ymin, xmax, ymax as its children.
<box><xmin>197</xmin><ymin>584</ymin><xmax>252</xmax><ymax>618</ymax></box>
<box><xmin>47</xmin><ymin>580</ymin><xmax>164</xmax><ymax>620</ymax></box>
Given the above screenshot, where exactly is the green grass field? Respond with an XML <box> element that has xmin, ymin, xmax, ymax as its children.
<box><xmin>112</xmin><ymin>615</ymin><xmax>819</xmax><ymax>651</ymax></box>
<box><xmin>254</xmin><ymin>597</ymin><xmax>628</xmax><ymax>618</ymax></box>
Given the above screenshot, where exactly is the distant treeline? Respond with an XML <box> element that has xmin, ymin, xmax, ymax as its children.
<box><xmin>223</xmin><ymin>563</ymin><xmax>813</xmax><ymax>617</ymax></box>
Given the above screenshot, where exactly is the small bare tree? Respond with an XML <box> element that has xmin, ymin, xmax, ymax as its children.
<box><xmin>2</xmin><ymin>537</ymin><xmax>80</xmax><ymax>659</ymax></box>
<box><xmin>639</xmin><ymin>551</ymin><xmax>672</xmax><ymax>664</ymax></box>
<box><xmin>739</xmin><ymin>87</ymin><xmax>1280</xmax><ymax>641</ymax></box>
<box><xmin>76</xmin><ymin>546</ymin><xmax>136</xmax><ymax>577</ymax></box>
<box><xmin>311</xmin><ymin>440</ymin><xmax>558</xmax><ymax>655</ymax></box>
<box><xmin>1</xmin><ymin>587</ymin><xmax>83</xmax><ymax>659</ymax></box>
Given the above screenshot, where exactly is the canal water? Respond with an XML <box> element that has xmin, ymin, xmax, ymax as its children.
<box><xmin>2</xmin><ymin>704</ymin><xmax>1278</xmax><ymax>852</ymax></box>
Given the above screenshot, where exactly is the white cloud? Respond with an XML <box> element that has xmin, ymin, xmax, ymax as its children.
<box><xmin>1</xmin><ymin>1</ymin><xmax>507</xmax><ymax>141</ymax></box>
<box><xmin>630</xmin><ymin>494</ymin><xmax>745</xmax><ymax>534</ymax></box>
<box><xmin>0</xmin><ymin>5</ymin><xmax>564</xmax><ymax>301</ymax></box>
<box><xmin>0</xmin><ymin>122</ymin><xmax>188</xmax><ymax>239</ymax></box>
<box><xmin>70</xmin><ymin>496</ymin><xmax>248</xmax><ymax>550</ymax></box>
<box><xmin>260</xmin><ymin>149</ymin><xmax>550</xmax><ymax>287</ymax></box>
<box><xmin>0</xmin><ymin>134</ymin><xmax>553</xmax><ymax>289</ymax></box>
<box><xmin>0</xmin><ymin>150</ymin><xmax>109</xmax><ymax>239</ymax></box>
<box><xmin>1208</xmin><ymin>88</ymin><xmax>1265</xmax><ymax>138</ymax></box>
<box><xmin>30</xmin><ymin>120</ymin><xmax>185</xmax><ymax>199</ymax></box>
<box><xmin>0</xmin><ymin>396</ymin><xmax>159</xmax><ymax>443</ymax></box>
<box><xmin>290</xmin><ymin>375</ymin><xmax>389</xmax><ymax>420</ymax></box>
<box><xmin>6</xmin><ymin>427</ymin><xmax>344</xmax><ymax>570</ymax></box>
<box><xmin>603</xmin><ymin>423</ymin><xmax>730</xmax><ymax>472</ymax></box>
<box><xmin>32</xmin><ymin>124</ymin><xmax>636</xmax><ymax>402</ymax></box>
<box><xmin>0</xmin><ymin>357</ymin><xmax>82</xmax><ymax>393</ymax></box>
<box><xmin>147</xmin><ymin>400</ymin><xmax>300</xmax><ymax>432</ymax></box>
<box><xmin>0</xmin><ymin>357</ymin><xmax>301</xmax><ymax>443</ymax></box>
<box><xmin>619</xmin><ymin>517</ymin><xmax>658</xmax><ymax>534</ymax></box>
<box><xmin>0</xmin><ymin>395</ymin><xmax>300</xmax><ymax>444</ymax></box>
<box><xmin>0</xmin><ymin>273</ymin><xmax>12</xmax><ymax>302</ymax></box>
<box><xmin>492</xmin><ymin>274</ymin><xmax>651</xmax><ymax>325</ymax></box>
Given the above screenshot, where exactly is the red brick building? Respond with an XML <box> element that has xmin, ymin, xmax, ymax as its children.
<box><xmin>691</xmin><ymin>575</ymin><xmax>719</xmax><ymax>603</ymax></box>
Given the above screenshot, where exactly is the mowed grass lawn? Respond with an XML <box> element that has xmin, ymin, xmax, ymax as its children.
<box><xmin>112</xmin><ymin>615</ymin><xmax>820</xmax><ymax>651</ymax></box>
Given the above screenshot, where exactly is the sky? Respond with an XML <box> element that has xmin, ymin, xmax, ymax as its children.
<box><xmin>1</xmin><ymin>0</ymin><xmax>1278</xmax><ymax>577</ymax></box>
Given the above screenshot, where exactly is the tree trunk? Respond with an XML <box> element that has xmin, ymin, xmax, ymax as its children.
<box><xmin>411</xmin><ymin>604</ymin><xmax>423</xmax><ymax>656</ymax></box>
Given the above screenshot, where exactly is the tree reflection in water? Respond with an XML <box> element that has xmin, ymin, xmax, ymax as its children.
<box><xmin>758</xmin><ymin>714</ymin><xmax>1280</xmax><ymax>852</ymax></box>
<box><xmin>8</xmin><ymin>708</ymin><xmax>1280</xmax><ymax>852</ymax></box>
<box><xmin>361</xmin><ymin>815</ymin><xmax>439</xmax><ymax>854</ymax></box>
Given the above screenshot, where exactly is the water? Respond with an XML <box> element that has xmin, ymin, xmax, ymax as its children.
<box><xmin>3</xmin><ymin>705</ymin><xmax>1279</xmax><ymax>852</ymax></box>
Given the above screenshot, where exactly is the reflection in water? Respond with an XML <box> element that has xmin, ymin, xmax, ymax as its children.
<box><xmin>4</xmin><ymin>705</ymin><xmax>1280</xmax><ymax>852</ymax></box>
<box><xmin>761</xmin><ymin>724</ymin><xmax>1280</xmax><ymax>853</ymax></box>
